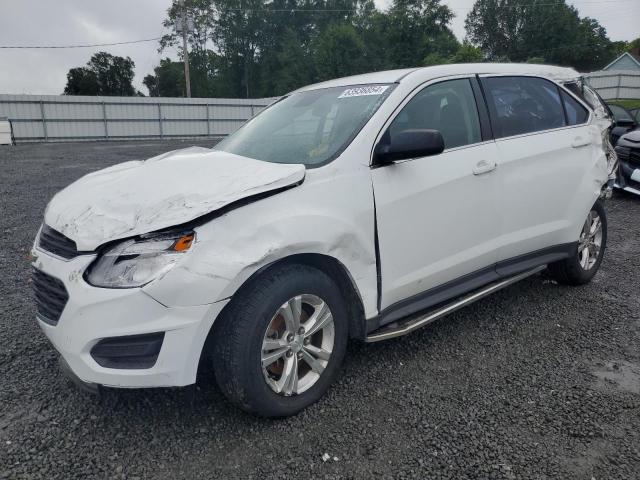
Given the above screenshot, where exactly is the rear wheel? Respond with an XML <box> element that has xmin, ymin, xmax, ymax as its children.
<box><xmin>211</xmin><ymin>264</ymin><xmax>348</xmax><ymax>417</ymax></box>
<box><xmin>548</xmin><ymin>200</ymin><xmax>607</xmax><ymax>285</ymax></box>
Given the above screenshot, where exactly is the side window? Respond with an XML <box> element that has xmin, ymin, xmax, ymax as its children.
<box><xmin>561</xmin><ymin>90</ymin><xmax>589</xmax><ymax>125</ymax></box>
<box><xmin>483</xmin><ymin>76</ymin><xmax>566</xmax><ymax>138</ymax></box>
<box><xmin>389</xmin><ymin>78</ymin><xmax>481</xmax><ymax>150</ymax></box>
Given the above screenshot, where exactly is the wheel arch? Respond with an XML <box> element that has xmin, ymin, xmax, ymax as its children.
<box><xmin>202</xmin><ymin>253</ymin><xmax>367</xmax><ymax>363</ymax></box>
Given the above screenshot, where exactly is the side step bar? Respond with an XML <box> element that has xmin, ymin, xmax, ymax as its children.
<box><xmin>614</xmin><ymin>183</ymin><xmax>640</xmax><ymax>196</ymax></box>
<box><xmin>365</xmin><ymin>266</ymin><xmax>545</xmax><ymax>343</ymax></box>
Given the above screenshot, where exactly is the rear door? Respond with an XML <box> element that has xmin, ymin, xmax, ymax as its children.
<box><xmin>371</xmin><ymin>77</ymin><xmax>502</xmax><ymax>313</ymax></box>
<box><xmin>480</xmin><ymin>75</ymin><xmax>595</xmax><ymax>267</ymax></box>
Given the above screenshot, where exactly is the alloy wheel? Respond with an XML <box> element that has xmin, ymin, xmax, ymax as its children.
<box><xmin>261</xmin><ymin>294</ymin><xmax>335</xmax><ymax>396</ymax></box>
<box><xmin>578</xmin><ymin>209</ymin><xmax>603</xmax><ymax>270</ymax></box>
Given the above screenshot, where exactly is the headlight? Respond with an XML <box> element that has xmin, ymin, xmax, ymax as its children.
<box><xmin>85</xmin><ymin>231</ymin><xmax>195</xmax><ymax>288</ymax></box>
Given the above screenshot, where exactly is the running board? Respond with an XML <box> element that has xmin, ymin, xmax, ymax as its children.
<box><xmin>365</xmin><ymin>266</ymin><xmax>545</xmax><ymax>343</ymax></box>
<box><xmin>615</xmin><ymin>183</ymin><xmax>640</xmax><ymax>196</ymax></box>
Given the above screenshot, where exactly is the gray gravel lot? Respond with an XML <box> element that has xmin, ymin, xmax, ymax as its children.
<box><xmin>1</xmin><ymin>140</ymin><xmax>639</xmax><ymax>479</ymax></box>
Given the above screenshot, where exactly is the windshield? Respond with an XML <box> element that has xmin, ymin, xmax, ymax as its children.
<box><xmin>215</xmin><ymin>85</ymin><xmax>394</xmax><ymax>166</ymax></box>
<box><xmin>608</xmin><ymin>104</ymin><xmax>633</xmax><ymax>122</ymax></box>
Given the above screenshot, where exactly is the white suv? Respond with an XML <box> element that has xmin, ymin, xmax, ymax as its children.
<box><xmin>32</xmin><ymin>64</ymin><xmax>609</xmax><ymax>417</ymax></box>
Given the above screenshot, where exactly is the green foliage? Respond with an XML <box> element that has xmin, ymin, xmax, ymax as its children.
<box><xmin>143</xmin><ymin>58</ymin><xmax>184</xmax><ymax>97</ymax></box>
<box><xmin>422</xmin><ymin>42</ymin><xmax>484</xmax><ymax>66</ymax></box>
<box><xmin>378</xmin><ymin>0</ymin><xmax>458</xmax><ymax>69</ymax></box>
<box><xmin>313</xmin><ymin>23</ymin><xmax>367</xmax><ymax>81</ymax></box>
<box><xmin>262</xmin><ymin>29</ymin><xmax>313</xmax><ymax>95</ymax></box>
<box><xmin>465</xmin><ymin>0</ymin><xmax>617</xmax><ymax>71</ymax></box>
<box><xmin>64</xmin><ymin>68</ymin><xmax>99</xmax><ymax>96</ymax></box>
<box><xmin>64</xmin><ymin>52</ymin><xmax>138</xmax><ymax>96</ymax></box>
<box><xmin>142</xmin><ymin>0</ymin><xmax>620</xmax><ymax>98</ymax></box>
<box><xmin>611</xmin><ymin>37</ymin><xmax>640</xmax><ymax>57</ymax></box>
<box><xmin>152</xmin><ymin>0</ymin><xmax>461</xmax><ymax>97</ymax></box>
<box><xmin>608</xmin><ymin>99</ymin><xmax>640</xmax><ymax>111</ymax></box>
<box><xmin>449</xmin><ymin>42</ymin><xmax>484</xmax><ymax>63</ymax></box>
<box><xmin>422</xmin><ymin>52</ymin><xmax>448</xmax><ymax>66</ymax></box>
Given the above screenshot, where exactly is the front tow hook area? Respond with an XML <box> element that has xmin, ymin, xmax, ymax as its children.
<box><xmin>58</xmin><ymin>356</ymin><xmax>101</xmax><ymax>396</ymax></box>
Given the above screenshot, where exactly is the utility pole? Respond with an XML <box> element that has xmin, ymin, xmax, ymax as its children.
<box><xmin>179</xmin><ymin>0</ymin><xmax>191</xmax><ymax>98</ymax></box>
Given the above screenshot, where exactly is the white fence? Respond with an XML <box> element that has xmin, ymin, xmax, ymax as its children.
<box><xmin>2</xmin><ymin>71</ymin><xmax>636</xmax><ymax>144</ymax></box>
<box><xmin>583</xmin><ymin>71</ymin><xmax>640</xmax><ymax>100</ymax></box>
<box><xmin>0</xmin><ymin>94</ymin><xmax>277</xmax><ymax>143</ymax></box>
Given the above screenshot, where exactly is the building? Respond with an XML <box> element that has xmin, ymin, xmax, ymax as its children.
<box><xmin>602</xmin><ymin>48</ymin><xmax>640</xmax><ymax>72</ymax></box>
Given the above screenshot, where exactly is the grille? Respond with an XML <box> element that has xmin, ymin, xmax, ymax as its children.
<box><xmin>615</xmin><ymin>146</ymin><xmax>630</xmax><ymax>162</ymax></box>
<box><xmin>38</xmin><ymin>225</ymin><xmax>79</xmax><ymax>260</ymax></box>
<box><xmin>31</xmin><ymin>268</ymin><xmax>69</xmax><ymax>326</ymax></box>
<box><xmin>630</xmin><ymin>148</ymin><xmax>640</xmax><ymax>166</ymax></box>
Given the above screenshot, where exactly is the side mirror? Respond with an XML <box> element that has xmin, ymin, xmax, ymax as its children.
<box><xmin>373</xmin><ymin>129</ymin><xmax>445</xmax><ymax>165</ymax></box>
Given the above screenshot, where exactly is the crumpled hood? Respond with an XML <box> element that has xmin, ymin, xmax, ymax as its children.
<box><xmin>44</xmin><ymin>147</ymin><xmax>305</xmax><ymax>251</ymax></box>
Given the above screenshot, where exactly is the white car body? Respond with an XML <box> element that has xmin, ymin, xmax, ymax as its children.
<box><xmin>32</xmin><ymin>63</ymin><xmax>609</xmax><ymax>390</ymax></box>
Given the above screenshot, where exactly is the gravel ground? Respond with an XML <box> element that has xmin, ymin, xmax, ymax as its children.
<box><xmin>1</xmin><ymin>140</ymin><xmax>639</xmax><ymax>480</ymax></box>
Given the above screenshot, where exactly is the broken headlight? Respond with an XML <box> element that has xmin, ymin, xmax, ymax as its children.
<box><xmin>85</xmin><ymin>231</ymin><xmax>195</xmax><ymax>288</ymax></box>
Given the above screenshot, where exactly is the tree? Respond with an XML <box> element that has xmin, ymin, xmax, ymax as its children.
<box><xmin>449</xmin><ymin>41</ymin><xmax>484</xmax><ymax>63</ymax></box>
<box><xmin>143</xmin><ymin>58</ymin><xmax>185</xmax><ymax>97</ymax></box>
<box><xmin>64</xmin><ymin>52</ymin><xmax>138</xmax><ymax>96</ymax></box>
<box><xmin>609</xmin><ymin>37</ymin><xmax>640</xmax><ymax>59</ymax></box>
<box><xmin>258</xmin><ymin>28</ymin><xmax>314</xmax><ymax>96</ymax></box>
<box><xmin>422</xmin><ymin>41</ymin><xmax>484</xmax><ymax>66</ymax></box>
<box><xmin>313</xmin><ymin>23</ymin><xmax>367</xmax><ymax>81</ymax></box>
<box><xmin>378</xmin><ymin>0</ymin><xmax>458</xmax><ymax>69</ymax></box>
<box><xmin>465</xmin><ymin>0</ymin><xmax>616</xmax><ymax>71</ymax></box>
<box><xmin>422</xmin><ymin>52</ymin><xmax>448</xmax><ymax>66</ymax></box>
<box><xmin>161</xmin><ymin>0</ymin><xmax>265</xmax><ymax>98</ymax></box>
<box><xmin>64</xmin><ymin>68</ymin><xmax>99</xmax><ymax>95</ymax></box>
<box><xmin>154</xmin><ymin>0</ymin><xmax>463</xmax><ymax>98</ymax></box>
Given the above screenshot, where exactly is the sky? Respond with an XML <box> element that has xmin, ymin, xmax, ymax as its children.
<box><xmin>0</xmin><ymin>0</ymin><xmax>638</xmax><ymax>96</ymax></box>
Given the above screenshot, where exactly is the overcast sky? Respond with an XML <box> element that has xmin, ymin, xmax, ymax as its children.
<box><xmin>0</xmin><ymin>0</ymin><xmax>638</xmax><ymax>96</ymax></box>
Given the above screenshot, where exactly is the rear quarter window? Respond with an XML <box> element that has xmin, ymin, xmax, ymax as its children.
<box><xmin>560</xmin><ymin>90</ymin><xmax>589</xmax><ymax>125</ymax></box>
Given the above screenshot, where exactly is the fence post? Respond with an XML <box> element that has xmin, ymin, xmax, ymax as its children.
<box><xmin>616</xmin><ymin>74</ymin><xmax>622</xmax><ymax>99</ymax></box>
<box><xmin>39</xmin><ymin>100</ymin><xmax>48</xmax><ymax>141</ymax></box>
<box><xmin>206</xmin><ymin>104</ymin><xmax>211</xmax><ymax>136</ymax></box>
<box><xmin>158</xmin><ymin>103</ymin><xmax>163</xmax><ymax>139</ymax></box>
<box><xmin>102</xmin><ymin>101</ymin><xmax>108</xmax><ymax>139</ymax></box>
<box><xmin>250</xmin><ymin>104</ymin><xmax>255</xmax><ymax>117</ymax></box>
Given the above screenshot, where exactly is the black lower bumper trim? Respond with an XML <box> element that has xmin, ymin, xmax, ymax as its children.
<box><xmin>58</xmin><ymin>356</ymin><xmax>100</xmax><ymax>395</ymax></box>
<box><xmin>90</xmin><ymin>332</ymin><xmax>165</xmax><ymax>369</ymax></box>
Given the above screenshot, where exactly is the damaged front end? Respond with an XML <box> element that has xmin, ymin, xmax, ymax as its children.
<box><xmin>42</xmin><ymin>147</ymin><xmax>306</xmax><ymax>251</ymax></box>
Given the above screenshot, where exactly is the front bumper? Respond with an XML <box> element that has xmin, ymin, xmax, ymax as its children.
<box><xmin>32</xmin><ymin>247</ymin><xmax>228</xmax><ymax>388</ymax></box>
<box><xmin>616</xmin><ymin>158</ymin><xmax>640</xmax><ymax>196</ymax></box>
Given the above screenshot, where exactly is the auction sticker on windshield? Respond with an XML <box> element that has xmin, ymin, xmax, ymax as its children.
<box><xmin>338</xmin><ymin>86</ymin><xmax>389</xmax><ymax>98</ymax></box>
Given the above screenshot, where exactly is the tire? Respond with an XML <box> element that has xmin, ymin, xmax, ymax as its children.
<box><xmin>548</xmin><ymin>199</ymin><xmax>607</xmax><ymax>285</ymax></box>
<box><xmin>211</xmin><ymin>264</ymin><xmax>349</xmax><ymax>417</ymax></box>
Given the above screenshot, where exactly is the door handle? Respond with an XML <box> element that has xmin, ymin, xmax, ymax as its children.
<box><xmin>473</xmin><ymin>159</ymin><xmax>497</xmax><ymax>175</ymax></box>
<box><xmin>571</xmin><ymin>137</ymin><xmax>591</xmax><ymax>148</ymax></box>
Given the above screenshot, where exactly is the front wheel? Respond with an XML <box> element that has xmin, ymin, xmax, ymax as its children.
<box><xmin>548</xmin><ymin>200</ymin><xmax>607</xmax><ymax>285</ymax></box>
<box><xmin>211</xmin><ymin>264</ymin><xmax>348</xmax><ymax>417</ymax></box>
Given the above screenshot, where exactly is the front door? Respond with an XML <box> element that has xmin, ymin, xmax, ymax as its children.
<box><xmin>371</xmin><ymin>77</ymin><xmax>502</xmax><ymax>312</ymax></box>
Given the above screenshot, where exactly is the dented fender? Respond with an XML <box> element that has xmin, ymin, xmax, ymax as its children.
<box><xmin>142</xmin><ymin>164</ymin><xmax>379</xmax><ymax>319</ymax></box>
